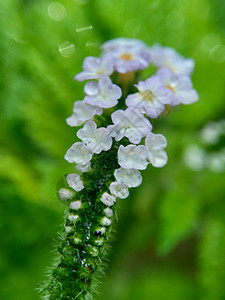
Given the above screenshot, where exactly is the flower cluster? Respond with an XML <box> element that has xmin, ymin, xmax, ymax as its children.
<box><xmin>62</xmin><ymin>37</ymin><xmax>198</xmax><ymax>209</ymax></box>
<box><xmin>47</xmin><ymin>38</ymin><xmax>199</xmax><ymax>300</ymax></box>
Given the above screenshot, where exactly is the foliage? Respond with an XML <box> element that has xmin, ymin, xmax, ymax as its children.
<box><xmin>0</xmin><ymin>0</ymin><xmax>225</xmax><ymax>299</ymax></box>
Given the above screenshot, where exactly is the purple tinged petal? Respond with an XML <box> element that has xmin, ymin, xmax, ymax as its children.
<box><xmin>74</xmin><ymin>56</ymin><xmax>114</xmax><ymax>81</ymax></box>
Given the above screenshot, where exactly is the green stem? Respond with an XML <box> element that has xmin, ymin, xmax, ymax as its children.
<box><xmin>41</xmin><ymin>143</ymin><xmax>120</xmax><ymax>299</ymax></box>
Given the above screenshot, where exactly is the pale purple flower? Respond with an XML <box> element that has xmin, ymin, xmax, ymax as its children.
<box><xmin>149</xmin><ymin>44</ymin><xmax>195</xmax><ymax>76</ymax></box>
<box><xmin>125</xmin><ymin>75</ymin><xmax>174</xmax><ymax>118</ymax></box>
<box><xmin>145</xmin><ymin>133</ymin><xmax>168</xmax><ymax>168</ymax></box>
<box><xmin>118</xmin><ymin>144</ymin><xmax>148</xmax><ymax>170</ymax></box>
<box><xmin>66</xmin><ymin>100</ymin><xmax>103</xmax><ymax>127</ymax></box>
<box><xmin>102</xmin><ymin>38</ymin><xmax>151</xmax><ymax>73</ymax></box>
<box><xmin>107</xmin><ymin>108</ymin><xmax>152</xmax><ymax>144</ymax></box>
<box><xmin>157</xmin><ymin>68</ymin><xmax>199</xmax><ymax>105</ymax></box>
<box><xmin>74</xmin><ymin>56</ymin><xmax>114</xmax><ymax>81</ymax></box>
<box><xmin>102</xmin><ymin>38</ymin><xmax>147</xmax><ymax>52</ymax></box>
<box><xmin>77</xmin><ymin>120</ymin><xmax>112</xmax><ymax>154</ymax></box>
<box><xmin>84</xmin><ymin>77</ymin><xmax>122</xmax><ymax>108</ymax></box>
<box><xmin>64</xmin><ymin>142</ymin><xmax>92</xmax><ymax>164</ymax></box>
<box><xmin>114</xmin><ymin>167</ymin><xmax>142</xmax><ymax>188</ymax></box>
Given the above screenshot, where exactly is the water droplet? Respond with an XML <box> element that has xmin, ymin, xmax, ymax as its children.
<box><xmin>202</xmin><ymin>33</ymin><xmax>221</xmax><ymax>51</ymax></box>
<box><xmin>84</xmin><ymin>81</ymin><xmax>99</xmax><ymax>95</ymax></box>
<box><xmin>86</xmin><ymin>39</ymin><xmax>100</xmax><ymax>49</ymax></box>
<box><xmin>76</xmin><ymin>25</ymin><xmax>93</xmax><ymax>33</ymax></box>
<box><xmin>210</xmin><ymin>44</ymin><xmax>225</xmax><ymax>63</ymax></box>
<box><xmin>48</xmin><ymin>2</ymin><xmax>67</xmax><ymax>22</ymax></box>
<box><xmin>59</xmin><ymin>41</ymin><xmax>75</xmax><ymax>57</ymax></box>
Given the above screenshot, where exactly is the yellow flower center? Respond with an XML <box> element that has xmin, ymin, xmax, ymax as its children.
<box><xmin>140</xmin><ymin>90</ymin><xmax>154</xmax><ymax>102</ymax></box>
<box><xmin>166</xmin><ymin>84</ymin><xmax>176</xmax><ymax>93</ymax></box>
<box><xmin>120</xmin><ymin>53</ymin><xmax>133</xmax><ymax>61</ymax></box>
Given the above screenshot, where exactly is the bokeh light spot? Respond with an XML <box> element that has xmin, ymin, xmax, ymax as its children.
<box><xmin>86</xmin><ymin>39</ymin><xmax>100</xmax><ymax>49</ymax></box>
<box><xmin>201</xmin><ymin>33</ymin><xmax>221</xmax><ymax>51</ymax></box>
<box><xmin>59</xmin><ymin>42</ymin><xmax>75</xmax><ymax>57</ymax></box>
<box><xmin>183</xmin><ymin>145</ymin><xmax>206</xmax><ymax>171</ymax></box>
<box><xmin>48</xmin><ymin>2</ymin><xmax>67</xmax><ymax>22</ymax></box>
<box><xmin>210</xmin><ymin>44</ymin><xmax>225</xmax><ymax>63</ymax></box>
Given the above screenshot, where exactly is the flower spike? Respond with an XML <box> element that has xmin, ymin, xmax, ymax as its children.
<box><xmin>42</xmin><ymin>37</ymin><xmax>198</xmax><ymax>300</ymax></box>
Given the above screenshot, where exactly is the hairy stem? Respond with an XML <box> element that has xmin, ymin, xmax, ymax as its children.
<box><xmin>42</xmin><ymin>143</ymin><xmax>120</xmax><ymax>299</ymax></box>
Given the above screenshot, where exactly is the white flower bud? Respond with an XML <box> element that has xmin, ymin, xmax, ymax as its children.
<box><xmin>100</xmin><ymin>192</ymin><xmax>116</xmax><ymax>206</ymax></box>
<box><xmin>65</xmin><ymin>226</ymin><xmax>72</xmax><ymax>233</ymax></box>
<box><xmin>68</xmin><ymin>214</ymin><xmax>79</xmax><ymax>222</ymax></box>
<box><xmin>109</xmin><ymin>181</ymin><xmax>129</xmax><ymax>199</ymax></box>
<box><xmin>59</xmin><ymin>188</ymin><xmax>74</xmax><ymax>200</ymax></box>
<box><xmin>104</xmin><ymin>207</ymin><xmax>113</xmax><ymax>217</ymax></box>
<box><xmin>66</xmin><ymin>173</ymin><xmax>84</xmax><ymax>191</ymax></box>
<box><xmin>70</xmin><ymin>200</ymin><xmax>82</xmax><ymax>210</ymax></box>
<box><xmin>114</xmin><ymin>167</ymin><xmax>142</xmax><ymax>188</ymax></box>
<box><xmin>101</xmin><ymin>217</ymin><xmax>111</xmax><ymax>226</ymax></box>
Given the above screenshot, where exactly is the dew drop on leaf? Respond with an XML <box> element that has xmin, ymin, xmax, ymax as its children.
<box><xmin>59</xmin><ymin>42</ymin><xmax>75</xmax><ymax>57</ymax></box>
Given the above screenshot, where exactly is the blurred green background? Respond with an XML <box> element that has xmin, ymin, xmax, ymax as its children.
<box><xmin>0</xmin><ymin>0</ymin><xmax>225</xmax><ymax>299</ymax></box>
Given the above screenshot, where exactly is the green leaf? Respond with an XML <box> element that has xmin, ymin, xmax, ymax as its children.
<box><xmin>157</xmin><ymin>187</ymin><xmax>200</xmax><ymax>255</ymax></box>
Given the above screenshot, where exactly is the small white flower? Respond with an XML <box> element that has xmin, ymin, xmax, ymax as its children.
<box><xmin>157</xmin><ymin>67</ymin><xmax>198</xmax><ymax>106</ymax></box>
<box><xmin>145</xmin><ymin>133</ymin><xmax>168</xmax><ymax>168</ymax></box>
<box><xmin>66</xmin><ymin>100</ymin><xmax>103</xmax><ymax>127</ymax></box>
<box><xmin>77</xmin><ymin>120</ymin><xmax>112</xmax><ymax>154</ymax></box>
<box><xmin>102</xmin><ymin>38</ymin><xmax>151</xmax><ymax>73</ymax></box>
<box><xmin>149</xmin><ymin>44</ymin><xmax>195</xmax><ymax>76</ymax></box>
<box><xmin>100</xmin><ymin>192</ymin><xmax>116</xmax><ymax>206</ymax></box>
<box><xmin>65</xmin><ymin>226</ymin><xmax>72</xmax><ymax>233</ymax></box>
<box><xmin>114</xmin><ymin>167</ymin><xmax>142</xmax><ymax>188</ymax></box>
<box><xmin>104</xmin><ymin>207</ymin><xmax>113</xmax><ymax>217</ymax></box>
<box><xmin>74</xmin><ymin>238</ymin><xmax>82</xmax><ymax>244</ymax></box>
<box><xmin>125</xmin><ymin>75</ymin><xmax>174</xmax><ymax>118</ymax></box>
<box><xmin>70</xmin><ymin>200</ymin><xmax>82</xmax><ymax>210</ymax></box>
<box><xmin>101</xmin><ymin>217</ymin><xmax>111</xmax><ymax>226</ymax></box>
<box><xmin>66</xmin><ymin>173</ymin><xmax>84</xmax><ymax>192</ymax></box>
<box><xmin>94</xmin><ymin>238</ymin><xmax>104</xmax><ymax>246</ymax></box>
<box><xmin>65</xmin><ymin>142</ymin><xmax>92</xmax><ymax>164</ymax></box>
<box><xmin>68</xmin><ymin>214</ymin><xmax>79</xmax><ymax>222</ymax></box>
<box><xmin>84</xmin><ymin>77</ymin><xmax>122</xmax><ymax>108</ymax></box>
<box><xmin>109</xmin><ymin>181</ymin><xmax>129</xmax><ymax>199</ymax></box>
<box><xmin>59</xmin><ymin>188</ymin><xmax>74</xmax><ymax>200</ymax></box>
<box><xmin>74</xmin><ymin>56</ymin><xmax>114</xmax><ymax>81</ymax></box>
<box><xmin>75</xmin><ymin>162</ymin><xmax>91</xmax><ymax>173</ymax></box>
<box><xmin>118</xmin><ymin>144</ymin><xmax>148</xmax><ymax>170</ymax></box>
<box><xmin>89</xmin><ymin>246</ymin><xmax>99</xmax><ymax>257</ymax></box>
<box><xmin>107</xmin><ymin>108</ymin><xmax>152</xmax><ymax>144</ymax></box>
<box><xmin>102</xmin><ymin>38</ymin><xmax>147</xmax><ymax>52</ymax></box>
